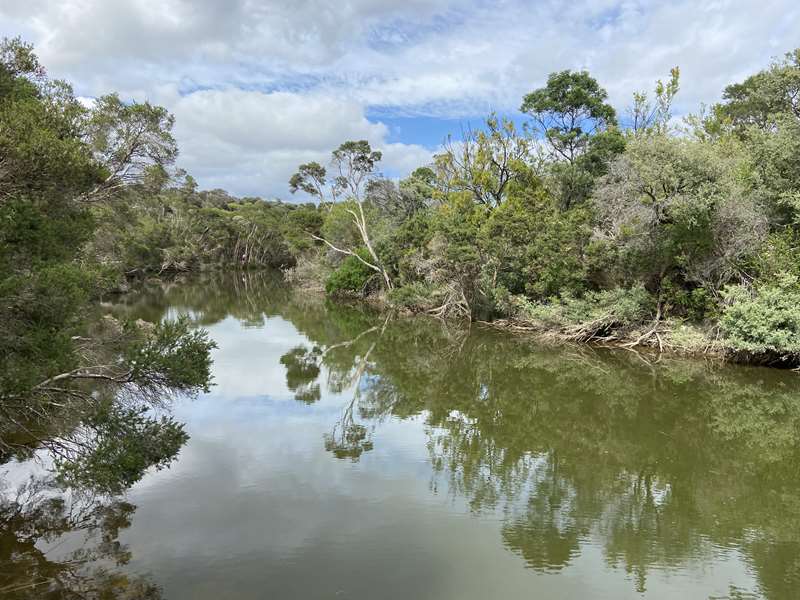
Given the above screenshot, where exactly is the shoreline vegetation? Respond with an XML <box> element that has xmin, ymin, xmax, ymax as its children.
<box><xmin>275</xmin><ymin>53</ymin><xmax>800</xmax><ymax>369</ymax></box>
<box><xmin>274</xmin><ymin>276</ymin><xmax>771</xmax><ymax>366</ymax></box>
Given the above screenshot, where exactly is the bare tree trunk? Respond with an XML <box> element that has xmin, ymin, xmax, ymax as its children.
<box><xmin>346</xmin><ymin>204</ymin><xmax>392</xmax><ymax>290</ymax></box>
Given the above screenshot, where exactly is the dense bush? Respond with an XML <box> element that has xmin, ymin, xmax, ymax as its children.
<box><xmin>721</xmin><ymin>274</ymin><xmax>800</xmax><ymax>356</ymax></box>
<box><xmin>325</xmin><ymin>249</ymin><xmax>377</xmax><ymax>296</ymax></box>
<box><xmin>91</xmin><ymin>188</ymin><xmax>305</xmax><ymax>275</ymax></box>
<box><xmin>479</xmin><ymin>185</ymin><xmax>590</xmax><ymax>298</ymax></box>
<box><xmin>387</xmin><ymin>282</ymin><xmax>438</xmax><ymax>311</ymax></box>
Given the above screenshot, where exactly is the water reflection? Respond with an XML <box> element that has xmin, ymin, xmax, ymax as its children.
<box><xmin>2</xmin><ymin>301</ymin><xmax>203</xmax><ymax>596</ymax></box>
<box><xmin>107</xmin><ymin>271</ymin><xmax>800</xmax><ymax>599</ymax></box>
<box><xmin>0</xmin><ymin>477</ymin><xmax>162</xmax><ymax>598</ymax></box>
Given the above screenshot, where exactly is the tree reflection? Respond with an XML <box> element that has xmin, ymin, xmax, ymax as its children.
<box><xmin>0</xmin><ymin>478</ymin><xmax>162</xmax><ymax>599</ymax></box>
<box><xmin>119</xmin><ymin>272</ymin><xmax>800</xmax><ymax>598</ymax></box>
<box><xmin>280</xmin><ymin>346</ymin><xmax>322</xmax><ymax>404</ymax></box>
<box><xmin>2</xmin><ymin>395</ymin><xmax>187</xmax><ymax>597</ymax></box>
<box><xmin>285</xmin><ymin>307</ymin><xmax>800</xmax><ymax>597</ymax></box>
<box><xmin>281</xmin><ymin>316</ymin><xmax>390</xmax><ymax>461</ymax></box>
<box><xmin>1</xmin><ymin>288</ymin><xmax>215</xmax><ymax>596</ymax></box>
<box><xmin>501</xmin><ymin>454</ymin><xmax>586</xmax><ymax>573</ymax></box>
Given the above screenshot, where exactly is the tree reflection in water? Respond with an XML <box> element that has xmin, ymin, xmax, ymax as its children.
<box><xmin>2</xmin><ymin>291</ymin><xmax>214</xmax><ymax>597</ymax></box>
<box><xmin>2</xmin><ymin>400</ymin><xmax>184</xmax><ymax>599</ymax></box>
<box><xmin>112</xmin><ymin>272</ymin><xmax>800</xmax><ymax>598</ymax></box>
<box><xmin>0</xmin><ymin>476</ymin><xmax>164</xmax><ymax>599</ymax></box>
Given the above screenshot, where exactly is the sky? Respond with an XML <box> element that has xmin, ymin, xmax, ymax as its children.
<box><xmin>1</xmin><ymin>0</ymin><xmax>798</xmax><ymax>200</ymax></box>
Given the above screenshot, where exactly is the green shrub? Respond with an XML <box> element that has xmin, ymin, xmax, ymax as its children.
<box><xmin>721</xmin><ymin>273</ymin><xmax>800</xmax><ymax>356</ymax></box>
<box><xmin>325</xmin><ymin>248</ymin><xmax>376</xmax><ymax>296</ymax></box>
<box><xmin>479</xmin><ymin>186</ymin><xmax>591</xmax><ymax>298</ymax></box>
<box><xmin>750</xmin><ymin>229</ymin><xmax>800</xmax><ymax>281</ymax></box>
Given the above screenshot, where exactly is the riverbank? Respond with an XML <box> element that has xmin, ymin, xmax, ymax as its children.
<box><xmin>127</xmin><ymin>266</ymin><xmax>798</xmax><ymax>370</ymax></box>
<box><xmin>281</xmin><ymin>262</ymin><xmax>799</xmax><ymax>369</ymax></box>
<box><xmin>469</xmin><ymin>311</ymin><xmax>795</xmax><ymax>369</ymax></box>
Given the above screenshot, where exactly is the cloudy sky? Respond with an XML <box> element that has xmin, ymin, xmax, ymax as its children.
<box><xmin>2</xmin><ymin>0</ymin><xmax>798</xmax><ymax>199</ymax></box>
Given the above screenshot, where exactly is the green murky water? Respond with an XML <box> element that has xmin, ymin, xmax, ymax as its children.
<box><xmin>5</xmin><ymin>272</ymin><xmax>800</xmax><ymax>599</ymax></box>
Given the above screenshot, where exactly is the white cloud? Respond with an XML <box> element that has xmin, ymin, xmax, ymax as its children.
<box><xmin>1</xmin><ymin>0</ymin><xmax>798</xmax><ymax>196</ymax></box>
<box><xmin>164</xmin><ymin>86</ymin><xmax>432</xmax><ymax>198</ymax></box>
<box><xmin>173</xmin><ymin>88</ymin><xmax>386</xmax><ymax>153</ymax></box>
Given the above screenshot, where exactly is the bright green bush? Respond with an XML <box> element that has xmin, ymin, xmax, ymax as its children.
<box><xmin>750</xmin><ymin>229</ymin><xmax>800</xmax><ymax>281</ymax></box>
<box><xmin>325</xmin><ymin>248</ymin><xmax>376</xmax><ymax>296</ymax></box>
<box><xmin>721</xmin><ymin>274</ymin><xmax>800</xmax><ymax>356</ymax></box>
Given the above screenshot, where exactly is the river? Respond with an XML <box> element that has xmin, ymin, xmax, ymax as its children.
<box><xmin>4</xmin><ymin>271</ymin><xmax>800</xmax><ymax>599</ymax></box>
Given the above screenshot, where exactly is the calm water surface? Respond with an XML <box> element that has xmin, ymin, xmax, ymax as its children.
<box><xmin>17</xmin><ymin>272</ymin><xmax>800</xmax><ymax>599</ymax></box>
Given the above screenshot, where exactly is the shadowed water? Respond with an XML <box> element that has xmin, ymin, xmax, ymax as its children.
<box><xmin>4</xmin><ymin>271</ymin><xmax>800</xmax><ymax>599</ymax></box>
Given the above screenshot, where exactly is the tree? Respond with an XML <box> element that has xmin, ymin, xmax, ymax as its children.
<box><xmin>0</xmin><ymin>36</ymin><xmax>44</xmax><ymax>81</ymax></box>
<box><xmin>521</xmin><ymin>71</ymin><xmax>623</xmax><ymax>208</ymax></box>
<box><xmin>434</xmin><ymin>114</ymin><xmax>533</xmax><ymax>208</ymax></box>
<box><xmin>628</xmin><ymin>67</ymin><xmax>681</xmax><ymax>134</ymax></box>
<box><xmin>712</xmin><ymin>52</ymin><xmax>800</xmax><ymax>227</ymax></box>
<box><xmin>717</xmin><ymin>49</ymin><xmax>800</xmax><ymax>130</ymax></box>
<box><xmin>84</xmin><ymin>93</ymin><xmax>178</xmax><ymax>202</ymax></box>
<box><xmin>365</xmin><ymin>168</ymin><xmax>432</xmax><ymax>223</ymax></box>
<box><xmin>288</xmin><ymin>161</ymin><xmax>329</xmax><ymax>202</ymax></box>
<box><xmin>592</xmin><ymin>134</ymin><xmax>766</xmax><ymax>298</ymax></box>
<box><xmin>0</xmin><ymin>38</ymin><xmax>105</xmax><ymax>400</ymax></box>
<box><xmin>0</xmin><ymin>40</ymin><xmax>97</xmax><ymax>204</ymax></box>
<box><xmin>744</xmin><ymin>114</ymin><xmax>800</xmax><ymax>225</ymax></box>
<box><xmin>547</xmin><ymin>127</ymin><xmax>626</xmax><ymax>210</ymax></box>
<box><xmin>521</xmin><ymin>70</ymin><xmax>618</xmax><ymax>164</ymax></box>
<box><xmin>289</xmin><ymin>140</ymin><xmax>393</xmax><ymax>289</ymax></box>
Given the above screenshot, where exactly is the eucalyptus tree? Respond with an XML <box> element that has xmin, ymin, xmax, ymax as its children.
<box><xmin>83</xmin><ymin>93</ymin><xmax>178</xmax><ymax>202</ymax></box>
<box><xmin>289</xmin><ymin>140</ymin><xmax>393</xmax><ymax>289</ymax></box>
<box><xmin>521</xmin><ymin>70</ymin><xmax>618</xmax><ymax>164</ymax></box>
<box><xmin>521</xmin><ymin>70</ymin><xmax>624</xmax><ymax>208</ymax></box>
